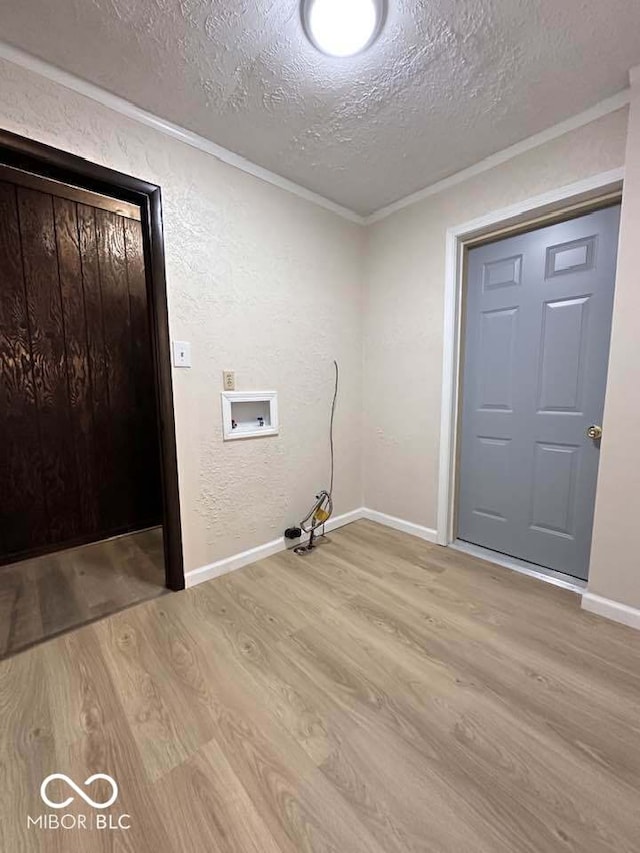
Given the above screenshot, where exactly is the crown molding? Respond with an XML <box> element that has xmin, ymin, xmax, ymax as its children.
<box><xmin>0</xmin><ymin>40</ymin><xmax>366</xmax><ymax>225</ymax></box>
<box><xmin>365</xmin><ymin>88</ymin><xmax>631</xmax><ymax>224</ymax></box>
<box><xmin>0</xmin><ymin>40</ymin><xmax>631</xmax><ymax>228</ymax></box>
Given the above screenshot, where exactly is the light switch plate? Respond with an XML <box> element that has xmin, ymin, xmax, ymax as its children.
<box><xmin>173</xmin><ymin>340</ymin><xmax>192</xmax><ymax>368</ymax></box>
<box><xmin>223</xmin><ymin>370</ymin><xmax>235</xmax><ymax>391</ymax></box>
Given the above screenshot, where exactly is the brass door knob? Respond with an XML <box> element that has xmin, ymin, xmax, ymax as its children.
<box><xmin>586</xmin><ymin>424</ymin><xmax>603</xmax><ymax>440</ymax></box>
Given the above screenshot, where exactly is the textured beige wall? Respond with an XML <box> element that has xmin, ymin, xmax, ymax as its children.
<box><xmin>363</xmin><ymin>108</ymin><xmax>629</xmax><ymax>531</ymax></box>
<box><xmin>0</xmin><ymin>58</ymin><xmax>365</xmax><ymax>573</ymax></box>
<box><xmin>1</xmin><ymin>56</ymin><xmax>635</xmax><ymax>596</ymax></box>
<box><xmin>588</xmin><ymin>75</ymin><xmax>640</xmax><ymax>608</ymax></box>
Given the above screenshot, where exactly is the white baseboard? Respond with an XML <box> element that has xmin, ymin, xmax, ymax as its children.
<box><xmin>361</xmin><ymin>508</ymin><xmax>438</xmax><ymax>543</ymax></box>
<box><xmin>185</xmin><ymin>506</ymin><xmax>439</xmax><ymax>589</ymax></box>
<box><xmin>581</xmin><ymin>592</ymin><xmax>640</xmax><ymax>631</ymax></box>
<box><xmin>185</xmin><ymin>508</ymin><xmax>365</xmax><ymax>588</ymax></box>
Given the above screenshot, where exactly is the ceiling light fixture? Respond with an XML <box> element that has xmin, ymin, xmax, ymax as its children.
<box><xmin>301</xmin><ymin>0</ymin><xmax>387</xmax><ymax>58</ymax></box>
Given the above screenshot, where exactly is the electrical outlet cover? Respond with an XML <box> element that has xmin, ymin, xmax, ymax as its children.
<box><xmin>223</xmin><ymin>371</ymin><xmax>235</xmax><ymax>390</ymax></box>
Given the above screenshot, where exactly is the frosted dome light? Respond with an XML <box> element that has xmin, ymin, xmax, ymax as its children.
<box><xmin>302</xmin><ymin>0</ymin><xmax>386</xmax><ymax>58</ymax></box>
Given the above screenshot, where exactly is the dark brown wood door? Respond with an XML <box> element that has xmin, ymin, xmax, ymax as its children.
<box><xmin>0</xmin><ymin>172</ymin><xmax>162</xmax><ymax>565</ymax></box>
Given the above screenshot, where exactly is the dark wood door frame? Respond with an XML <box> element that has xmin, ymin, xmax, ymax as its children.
<box><xmin>0</xmin><ymin>128</ymin><xmax>185</xmax><ymax>591</ymax></box>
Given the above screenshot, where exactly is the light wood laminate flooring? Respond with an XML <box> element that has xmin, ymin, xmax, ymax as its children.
<box><xmin>1</xmin><ymin>520</ymin><xmax>639</xmax><ymax>852</ymax></box>
<box><xmin>0</xmin><ymin>527</ymin><xmax>165</xmax><ymax>659</ymax></box>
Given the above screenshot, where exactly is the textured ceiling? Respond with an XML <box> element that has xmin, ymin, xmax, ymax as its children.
<box><xmin>1</xmin><ymin>0</ymin><xmax>639</xmax><ymax>215</ymax></box>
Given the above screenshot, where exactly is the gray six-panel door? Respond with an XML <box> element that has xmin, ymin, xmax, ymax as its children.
<box><xmin>458</xmin><ymin>205</ymin><xmax>621</xmax><ymax>580</ymax></box>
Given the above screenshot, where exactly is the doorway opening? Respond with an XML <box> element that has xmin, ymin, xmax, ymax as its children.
<box><xmin>437</xmin><ymin>171</ymin><xmax>624</xmax><ymax>585</ymax></box>
<box><xmin>0</xmin><ymin>130</ymin><xmax>183</xmax><ymax>658</ymax></box>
